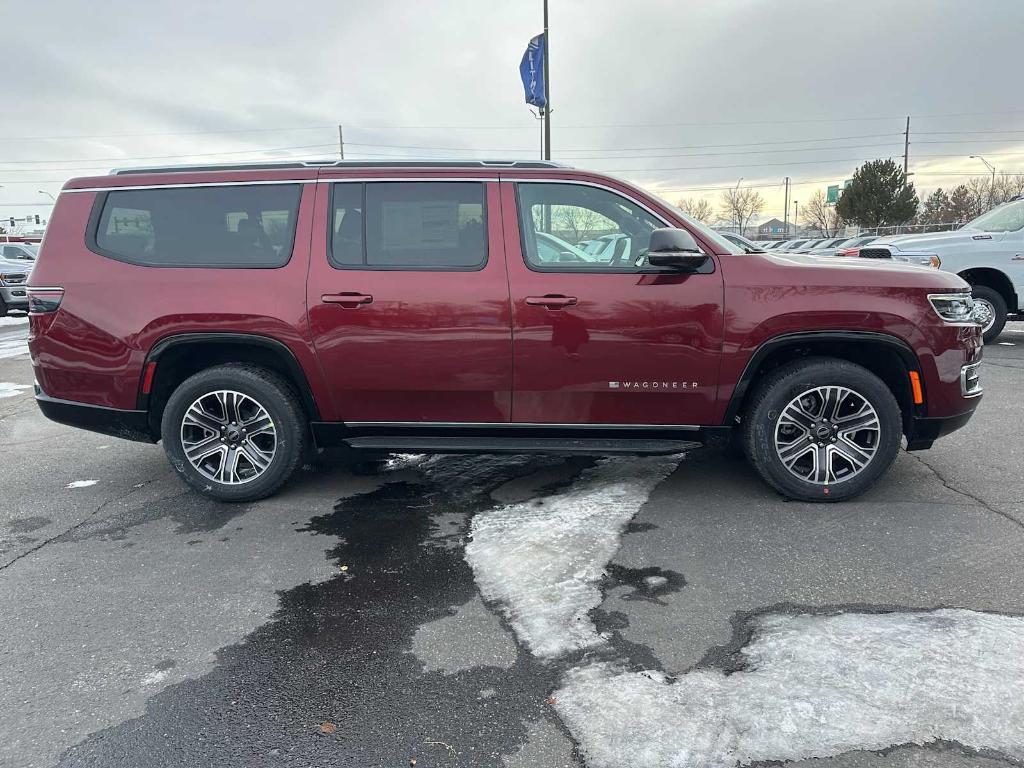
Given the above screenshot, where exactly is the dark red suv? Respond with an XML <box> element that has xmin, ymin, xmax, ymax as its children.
<box><xmin>27</xmin><ymin>160</ymin><xmax>982</xmax><ymax>502</ymax></box>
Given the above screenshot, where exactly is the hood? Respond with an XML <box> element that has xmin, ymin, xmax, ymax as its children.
<box><xmin>870</xmin><ymin>228</ymin><xmax>993</xmax><ymax>252</ymax></box>
<box><xmin>759</xmin><ymin>250</ymin><xmax>967</xmax><ymax>290</ymax></box>
<box><xmin>0</xmin><ymin>257</ymin><xmax>32</xmax><ymax>274</ymax></box>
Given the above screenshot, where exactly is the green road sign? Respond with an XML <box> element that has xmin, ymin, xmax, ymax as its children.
<box><xmin>826</xmin><ymin>185</ymin><xmax>840</xmax><ymax>204</ymax></box>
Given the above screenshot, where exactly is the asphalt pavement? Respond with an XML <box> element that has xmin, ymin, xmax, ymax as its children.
<box><xmin>1</xmin><ymin>314</ymin><xmax>1023</xmax><ymax>768</ymax></box>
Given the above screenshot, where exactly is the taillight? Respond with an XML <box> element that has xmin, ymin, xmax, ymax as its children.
<box><xmin>27</xmin><ymin>286</ymin><xmax>64</xmax><ymax>314</ymax></box>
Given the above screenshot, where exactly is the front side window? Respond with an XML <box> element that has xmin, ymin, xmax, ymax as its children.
<box><xmin>330</xmin><ymin>181</ymin><xmax>486</xmax><ymax>270</ymax></box>
<box><xmin>93</xmin><ymin>184</ymin><xmax>301</xmax><ymax>268</ymax></box>
<box><xmin>515</xmin><ymin>183</ymin><xmax>667</xmax><ymax>271</ymax></box>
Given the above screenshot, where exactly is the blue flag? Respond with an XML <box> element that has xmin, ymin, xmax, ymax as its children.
<box><xmin>520</xmin><ymin>34</ymin><xmax>546</xmax><ymax>109</ymax></box>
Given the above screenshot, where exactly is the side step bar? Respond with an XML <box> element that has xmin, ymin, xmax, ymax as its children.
<box><xmin>342</xmin><ymin>436</ymin><xmax>702</xmax><ymax>455</ymax></box>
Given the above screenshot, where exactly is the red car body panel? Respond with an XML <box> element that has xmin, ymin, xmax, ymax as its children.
<box><xmin>306</xmin><ymin>173</ymin><xmax>514</xmax><ymax>423</ymax></box>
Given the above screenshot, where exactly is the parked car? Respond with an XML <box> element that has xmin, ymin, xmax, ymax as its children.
<box><xmin>863</xmin><ymin>198</ymin><xmax>1024</xmax><ymax>342</ymax></box>
<box><xmin>28</xmin><ymin>159</ymin><xmax>981</xmax><ymax>503</ymax></box>
<box><xmin>717</xmin><ymin>232</ymin><xmax>764</xmax><ymax>253</ymax></box>
<box><xmin>831</xmin><ymin>235</ymin><xmax>880</xmax><ymax>257</ymax></box>
<box><xmin>806</xmin><ymin>237</ymin><xmax>851</xmax><ymax>256</ymax></box>
<box><xmin>0</xmin><ymin>252</ymin><xmax>31</xmax><ymax>316</ymax></box>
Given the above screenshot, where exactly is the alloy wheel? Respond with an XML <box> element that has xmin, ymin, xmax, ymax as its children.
<box><xmin>973</xmin><ymin>298</ymin><xmax>996</xmax><ymax>334</ymax></box>
<box><xmin>774</xmin><ymin>386</ymin><xmax>880</xmax><ymax>485</ymax></box>
<box><xmin>180</xmin><ymin>390</ymin><xmax>277</xmax><ymax>485</ymax></box>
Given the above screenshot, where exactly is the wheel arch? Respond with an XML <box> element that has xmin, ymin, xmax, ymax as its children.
<box><xmin>724</xmin><ymin>331</ymin><xmax>923</xmax><ymax>434</ymax></box>
<box><xmin>958</xmin><ymin>267</ymin><xmax>1018</xmax><ymax>313</ymax></box>
<box><xmin>140</xmin><ymin>333</ymin><xmax>321</xmax><ymax>437</ymax></box>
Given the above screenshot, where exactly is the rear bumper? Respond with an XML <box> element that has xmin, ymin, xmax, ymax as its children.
<box><xmin>906</xmin><ymin>407</ymin><xmax>977</xmax><ymax>451</ymax></box>
<box><xmin>34</xmin><ymin>383</ymin><xmax>156</xmax><ymax>443</ymax></box>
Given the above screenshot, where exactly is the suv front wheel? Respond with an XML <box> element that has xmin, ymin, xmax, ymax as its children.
<box><xmin>742</xmin><ymin>358</ymin><xmax>902</xmax><ymax>502</ymax></box>
<box><xmin>161</xmin><ymin>364</ymin><xmax>307</xmax><ymax>502</ymax></box>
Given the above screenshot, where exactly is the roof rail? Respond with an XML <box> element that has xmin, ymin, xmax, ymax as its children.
<box><xmin>111</xmin><ymin>159</ymin><xmax>570</xmax><ymax>175</ymax></box>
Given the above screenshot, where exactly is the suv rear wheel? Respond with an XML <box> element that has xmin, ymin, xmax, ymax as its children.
<box><xmin>742</xmin><ymin>358</ymin><xmax>902</xmax><ymax>502</ymax></box>
<box><xmin>970</xmin><ymin>285</ymin><xmax>1007</xmax><ymax>344</ymax></box>
<box><xmin>161</xmin><ymin>364</ymin><xmax>307</xmax><ymax>502</ymax></box>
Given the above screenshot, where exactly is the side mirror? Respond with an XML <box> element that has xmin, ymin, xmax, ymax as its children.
<box><xmin>646</xmin><ymin>228</ymin><xmax>708</xmax><ymax>271</ymax></box>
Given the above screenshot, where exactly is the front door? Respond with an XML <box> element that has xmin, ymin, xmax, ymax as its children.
<box><xmin>502</xmin><ymin>180</ymin><xmax>724</xmax><ymax>426</ymax></box>
<box><xmin>307</xmin><ymin>177</ymin><xmax>513</xmax><ymax>424</ymax></box>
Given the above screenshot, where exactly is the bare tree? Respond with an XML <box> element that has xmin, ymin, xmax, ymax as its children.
<box><xmin>801</xmin><ymin>189</ymin><xmax>843</xmax><ymax>237</ymax></box>
<box><xmin>676</xmin><ymin>197</ymin><xmax>716</xmax><ymax>225</ymax></box>
<box><xmin>718</xmin><ymin>186</ymin><xmax>765</xmax><ymax>235</ymax></box>
<box><xmin>552</xmin><ymin>206</ymin><xmax>606</xmax><ymax>244</ymax></box>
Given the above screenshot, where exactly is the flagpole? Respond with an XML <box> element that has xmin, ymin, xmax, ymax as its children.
<box><xmin>542</xmin><ymin>0</ymin><xmax>551</xmax><ymax>161</ymax></box>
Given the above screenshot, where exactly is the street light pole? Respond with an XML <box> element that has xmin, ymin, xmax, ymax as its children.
<box><xmin>542</xmin><ymin>0</ymin><xmax>551</xmax><ymax>161</ymax></box>
<box><xmin>38</xmin><ymin>190</ymin><xmax>56</xmax><ymax>201</ymax></box>
<box><xmin>793</xmin><ymin>200</ymin><xmax>799</xmax><ymax>234</ymax></box>
<box><xmin>970</xmin><ymin>155</ymin><xmax>996</xmax><ymax>206</ymax></box>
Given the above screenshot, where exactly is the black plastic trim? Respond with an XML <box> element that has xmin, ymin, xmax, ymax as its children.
<box><xmin>723</xmin><ymin>330</ymin><xmax>923</xmax><ymax>425</ymax></box>
<box><xmin>35</xmin><ymin>385</ymin><xmax>156</xmax><ymax>443</ymax></box>
<box><xmin>342</xmin><ymin>435</ymin><xmax>702</xmax><ymax>455</ymax></box>
<box><xmin>906</xmin><ymin>408</ymin><xmax>977</xmax><ymax>451</ymax></box>
<box><xmin>140</xmin><ymin>332</ymin><xmax>321</xmax><ymax>420</ymax></box>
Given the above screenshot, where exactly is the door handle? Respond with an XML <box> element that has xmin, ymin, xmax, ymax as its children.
<box><xmin>525</xmin><ymin>294</ymin><xmax>578</xmax><ymax>309</ymax></box>
<box><xmin>322</xmin><ymin>292</ymin><xmax>373</xmax><ymax>308</ymax></box>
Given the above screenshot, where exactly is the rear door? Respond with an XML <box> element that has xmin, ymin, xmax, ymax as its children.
<box><xmin>501</xmin><ymin>178</ymin><xmax>724</xmax><ymax>426</ymax></box>
<box><xmin>306</xmin><ymin>175</ymin><xmax>513</xmax><ymax>424</ymax></box>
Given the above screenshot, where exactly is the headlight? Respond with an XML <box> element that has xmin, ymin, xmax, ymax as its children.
<box><xmin>893</xmin><ymin>253</ymin><xmax>941</xmax><ymax>268</ymax></box>
<box><xmin>928</xmin><ymin>293</ymin><xmax>975</xmax><ymax>323</ymax></box>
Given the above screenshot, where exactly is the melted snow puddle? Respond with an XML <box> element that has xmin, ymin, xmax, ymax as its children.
<box><xmin>66</xmin><ymin>480</ymin><xmax>98</xmax><ymax>489</ymax></box>
<box><xmin>555</xmin><ymin>609</ymin><xmax>1024</xmax><ymax>768</ymax></box>
<box><xmin>0</xmin><ymin>382</ymin><xmax>31</xmax><ymax>399</ymax></box>
<box><xmin>0</xmin><ymin>337</ymin><xmax>29</xmax><ymax>360</ymax></box>
<box><xmin>465</xmin><ymin>455</ymin><xmax>681</xmax><ymax>659</ymax></box>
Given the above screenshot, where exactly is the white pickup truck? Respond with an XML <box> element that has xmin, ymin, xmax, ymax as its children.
<box><xmin>865</xmin><ymin>197</ymin><xmax>1024</xmax><ymax>342</ymax></box>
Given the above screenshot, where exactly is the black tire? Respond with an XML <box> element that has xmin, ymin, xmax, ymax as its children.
<box><xmin>0</xmin><ymin>298</ymin><xmax>7</xmax><ymax>318</ymax></box>
<box><xmin>742</xmin><ymin>357</ymin><xmax>902</xmax><ymax>502</ymax></box>
<box><xmin>970</xmin><ymin>285</ymin><xmax>1007</xmax><ymax>344</ymax></box>
<box><xmin>161</xmin><ymin>364</ymin><xmax>307</xmax><ymax>502</ymax></box>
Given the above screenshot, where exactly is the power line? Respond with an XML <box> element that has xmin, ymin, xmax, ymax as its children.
<box><xmin>0</xmin><ymin>126</ymin><xmax>335</xmax><ymax>143</ymax></box>
<box><xmin>0</xmin><ymin>142</ymin><xmax>337</xmax><ymax>166</ymax></box>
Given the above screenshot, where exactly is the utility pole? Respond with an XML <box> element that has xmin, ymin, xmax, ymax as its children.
<box><xmin>903</xmin><ymin>116</ymin><xmax>910</xmax><ymax>174</ymax></box>
<box><xmin>338</xmin><ymin>125</ymin><xmax>345</xmax><ymax>160</ymax></box>
<box><xmin>793</xmin><ymin>200</ymin><xmax>799</xmax><ymax>234</ymax></box>
<box><xmin>542</xmin><ymin>0</ymin><xmax>551</xmax><ymax>161</ymax></box>
<box><xmin>783</xmin><ymin>177</ymin><xmax>790</xmax><ymax>237</ymax></box>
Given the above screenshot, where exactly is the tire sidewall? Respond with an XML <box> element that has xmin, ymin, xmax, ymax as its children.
<box><xmin>748</xmin><ymin>362</ymin><xmax>902</xmax><ymax>502</ymax></box>
<box><xmin>161</xmin><ymin>367</ymin><xmax>304</xmax><ymax>502</ymax></box>
<box><xmin>971</xmin><ymin>285</ymin><xmax>1007</xmax><ymax>344</ymax></box>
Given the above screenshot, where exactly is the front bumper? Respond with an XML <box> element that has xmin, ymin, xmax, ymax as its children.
<box><xmin>1</xmin><ymin>284</ymin><xmax>28</xmax><ymax>309</ymax></box>
<box><xmin>906</xmin><ymin>408</ymin><xmax>977</xmax><ymax>451</ymax></box>
<box><xmin>35</xmin><ymin>383</ymin><xmax>156</xmax><ymax>443</ymax></box>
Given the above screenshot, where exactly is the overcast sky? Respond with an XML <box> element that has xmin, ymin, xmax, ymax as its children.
<box><xmin>4</xmin><ymin>0</ymin><xmax>1024</xmax><ymax>228</ymax></box>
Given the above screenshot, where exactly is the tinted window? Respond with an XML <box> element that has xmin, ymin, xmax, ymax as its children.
<box><xmin>516</xmin><ymin>183</ymin><xmax>666</xmax><ymax>272</ymax></box>
<box><xmin>3</xmin><ymin>245</ymin><xmax>34</xmax><ymax>260</ymax></box>
<box><xmin>94</xmin><ymin>184</ymin><xmax>301</xmax><ymax>267</ymax></box>
<box><xmin>330</xmin><ymin>182</ymin><xmax>486</xmax><ymax>270</ymax></box>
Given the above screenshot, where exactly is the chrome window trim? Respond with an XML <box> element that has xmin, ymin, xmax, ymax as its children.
<box><xmin>501</xmin><ymin>177</ymin><xmax>673</xmax><ymax>229</ymax></box>
<box><xmin>344</xmin><ymin>421</ymin><xmax>700</xmax><ymax>430</ymax></box>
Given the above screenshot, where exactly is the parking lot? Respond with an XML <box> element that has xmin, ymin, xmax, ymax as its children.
<box><xmin>2</xmin><ymin>314</ymin><xmax>1023</xmax><ymax>768</ymax></box>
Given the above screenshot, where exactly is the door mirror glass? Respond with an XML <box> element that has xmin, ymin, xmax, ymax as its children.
<box><xmin>646</xmin><ymin>228</ymin><xmax>708</xmax><ymax>271</ymax></box>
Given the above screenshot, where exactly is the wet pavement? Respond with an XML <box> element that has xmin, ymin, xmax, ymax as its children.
<box><xmin>2</xmin><ymin>315</ymin><xmax>1023</xmax><ymax>767</ymax></box>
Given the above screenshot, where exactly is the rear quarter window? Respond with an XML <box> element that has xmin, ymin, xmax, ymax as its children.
<box><xmin>90</xmin><ymin>184</ymin><xmax>302</xmax><ymax>268</ymax></box>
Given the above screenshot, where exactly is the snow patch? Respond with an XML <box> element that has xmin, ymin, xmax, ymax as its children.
<box><xmin>140</xmin><ymin>669</ymin><xmax>170</xmax><ymax>687</ymax></box>
<box><xmin>465</xmin><ymin>455</ymin><xmax>680</xmax><ymax>659</ymax></box>
<box><xmin>0</xmin><ymin>382</ymin><xmax>31</xmax><ymax>399</ymax></box>
<box><xmin>0</xmin><ymin>315</ymin><xmax>29</xmax><ymax>326</ymax></box>
<box><xmin>997</xmin><ymin>342</ymin><xmax>1015</xmax><ymax>346</ymax></box>
<box><xmin>66</xmin><ymin>480</ymin><xmax>98</xmax><ymax>489</ymax></box>
<box><xmin>0</xmin><ymin>336</ymin><xmax>28</xmax><ymax>360</ymax></box>
<box><xmin>554</xmin><ymin>609</ymin><xmax>1024</xmax><ymax>768</ymax></box>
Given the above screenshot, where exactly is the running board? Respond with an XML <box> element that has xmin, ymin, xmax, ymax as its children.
<box><xmin>341</xmin><ymin>436</ymin><xmax>702</xmax><ymax>455</ymax></box>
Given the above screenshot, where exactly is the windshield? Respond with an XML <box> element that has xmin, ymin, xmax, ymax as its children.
<box><xmin>966</xmin><ymin>199</ymin><xmax>1024</xmax><ymax>233</ymax></box>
